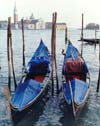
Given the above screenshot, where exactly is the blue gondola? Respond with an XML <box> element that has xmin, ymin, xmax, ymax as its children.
<box><xmin>62</xmin><ymin>41</ymin><xmax>90</xmax><ymax>118</ymax></box>
<box><xmin>10</xmin><ymin>40</ymin><xmax>51</xmax><ymax>111</ymax></box>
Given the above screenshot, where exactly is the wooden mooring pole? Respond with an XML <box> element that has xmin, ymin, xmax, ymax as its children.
<box><xmin>51</xmin><ymin>12</ymin><xmax>59</xmax><ymax>95</ymax></box>
<box><xmin>65</xmin><ymin>25</ymin><xmax>68</xmax><ymax>44</ymax></box>
<box><xmin>4</xmin><ymin>17</ymin><xmax>12</xmax><ymax>121</ymax></box>
<box><xmin>94</xmin><ymin>28</ymin><xmax>97</xmax><ymax>49</ymax></box>
<box><xmin>7</xmin><ymin>17</ymin><xmax>17</xmax><ymax>91</ymax></box>
<box><xmin>21</xmin><ymin>19</ymin><xmax>25</xmax><ymax>68</ymax></box>
<box><xmin>7</xmin><ymin>17</ymin><xmax>11</xmax><ymax>92</ymax></box>
<box><xmin>51</xmin><ymin>13</ymin><xmax>55</xmax><ymax>95</ymax></box>
<box><xmin>81</xmin><ymin>13</ymin><xmax>84</xmax><ymax>57</ymax></box>
<box><xmin>9</xmin><ymin>18</ymin><xmax>17</xmax><ymax>90</ymax></box>
<box><xmin>4</xmin><ymin>86</ymin><xmax>11</xmax><ymax>113</ymax></box>
<box><xmin>96</xmin><ymin>36</ymin><xmax>100</xmax><ymax>92</ymax></box>
<box><xmin>54</xmin><ymin>12</ymin><xmax>59</xmax><ymax>94</ymax></box>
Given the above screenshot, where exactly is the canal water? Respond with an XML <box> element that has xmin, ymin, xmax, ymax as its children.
<box><xmin>0</xmin><ymin>29</ymin><xmax>100</xmax><ymax>126</ymax></box>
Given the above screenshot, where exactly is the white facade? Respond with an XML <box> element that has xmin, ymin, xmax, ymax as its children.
<box><xmin>28</xmin><ymin>24</ymin><xmax>35</xmax><ymax>29</ymax></box>
<box><xmin>35</xmin><ymin>19</ymin><xmax>45</xmax><ymax>29</ymax></box>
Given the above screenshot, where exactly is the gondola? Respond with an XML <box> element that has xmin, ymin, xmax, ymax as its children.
<box><xmin>10</xmin><ymin>40</ymin><xmax>51</xmax><ymax>112</ymax></box>
<box><xmin>79</xmin><ymin>38</ymin><xmax>99</xmax><ymax>44</ymax></box>
<box><xmin>62</xmin><ymin>41</ymin><xmax>90</xmax><ymax>119</ymax></box>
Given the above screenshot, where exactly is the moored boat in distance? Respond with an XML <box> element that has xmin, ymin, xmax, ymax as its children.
<box><xmin>79</xmin><ymin>38</ymin><xmax>99</xmax><ymax>44</ymax></box>
<box><xmin>10</xmin><ymin>39</ymin><xmax>51</xmax><ymax>112</ymax></box>
<box><xmin>62</xmin><ymin>41</ymin><xmax>90</xmax><ymax>119</ymax></box>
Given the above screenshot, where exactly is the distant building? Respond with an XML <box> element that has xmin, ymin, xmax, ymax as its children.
<box><xmin>1</xmin><ymin>3</ymin><xmax>68</xmax><ymax>30</ymax></box>
<box><xmin>30</xmin><ymin>19</ymin><xmax>39</xmax><ymax>29</ymax></box>
<box><xmin>18</xmin><ymin>14</ymin><xmax>45</xmax><ymax>30</ymax></box>
<box><xmin>56</xmin><ymin>23</ymin><xmax>66</xmax><ymax>30</ymax></box>
<box><xmin>18</xmin><ymin>19</ymin><xmax>29</xmax><ymax>29</ymax></box>
<box><xmin>45</xmin><ymin>22</ymin><xmax>52</xmax><ymax>29</ymax></box>
<box><xmin>35</xmin><ymin>18</ymin><xmax>45</xmax><ymax>29</ymax></box>
<box><xmin>30</xmin><ymin>13</ymin><xmax>35</xmax><ymax>20</ymax></box>
<box><xmin>0</xmin><ymin>21</ymin><xmax>8</xmax><ymax>29</ymax></box>
<box><xmin>14</xmin><ymin>2</ymin><xmax>18</xmax><ymax>29</ymax></box>
<box><xmin>45</xmin><ymin>22</ymin><xmax>66</xmax><ymax>30</ymax></box>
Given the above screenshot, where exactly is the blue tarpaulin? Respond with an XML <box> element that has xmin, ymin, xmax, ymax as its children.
<box><xmin>63</xmin><ymin>79</ymin><xmax>89</xmax><ymax>105</ymax></box>
<box><xmin>11</xmin><ymin>79</ymin><xmax>42</xmax><ymax>111</ymax></box>
<box><xmin>28</xmin><ymin>40</ymin><xmax>50</xmax><ymax>75</ymax></box>
<box><xmin>28</xmin><ymin>40</ymin><xmax>50</xmax><ymax>65</ymax></box>
<box><xmin>65</xmin><ymin>41</ymin><xmax>79</xmax><ymax>59</ymax></box>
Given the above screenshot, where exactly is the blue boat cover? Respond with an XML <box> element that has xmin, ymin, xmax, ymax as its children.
<box><xmin>62</xmin><ymin>41</ymin><xmax>88</xmax><ymax>75</ymax></box>
<box><xmin>28</xmin><ymin>39</ymin><xmax>50</xmax><ymax>65</ymax></box>
<box><xmin>65</xmin><ymin>41</ymin><xmax>79</xmax><ymax>59</ymax></box>
<box><xmin>63</xmin><ymin>79</ymin><xmax>89</xmax><ymax>105</ymax></box>
<box><xmin>11</xmin><ymin>79</ymin><xmax>42</xmax><ymax>111</ymax></box>
<box><xmin>28</xmin><ymin>40</ymin><xmax>50</xmax><ymax>75</ymax></box>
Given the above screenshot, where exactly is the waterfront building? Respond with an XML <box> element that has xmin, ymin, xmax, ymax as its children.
<box><xmin>45</xmin><ymin>22</ymin><xmax>52</xmax><ymax>29</ymax></box>
<box><xmin>0</xmin><ymin>21</ymin><xmax>7</xmax><ymax>29</ymax></box>
<box><xmin>18</xmin><ymin>14</ymin><xmax>45</xmax><ymax>30</ymax></box>
<box><xmin>35</xmin><ymin>18</ymin><xmax>45</xmax><ymax>29</ymax></box>
<box><xmin>45</xmin><ymin>22</ymin><xmax>66</xmax><ymax>30</ymax></box>
<box><xmin>56</xmin><ymin>23</ymin><xmax>66</xmax><ymax>30</ymax></box>
<box><xmin>27</xmin><ymin>14</ymin><xmax>45</xmax><ymax>29</ymax></box>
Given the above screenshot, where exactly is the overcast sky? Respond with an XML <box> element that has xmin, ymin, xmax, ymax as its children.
<box><xmin>0</xmin><ymin>0</ymin><xmax>100</xmax><ymax>28</ymax></box>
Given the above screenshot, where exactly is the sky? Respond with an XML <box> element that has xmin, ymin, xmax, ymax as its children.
<box><xmin>0</xmin><ymin>0</ymin><xmax>100</xmax><ymax>28</ymax></box>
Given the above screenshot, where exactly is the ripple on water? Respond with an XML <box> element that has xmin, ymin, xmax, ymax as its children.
<box><xmin>0</xmin><ymin>29</ymin><xmax>100</xmax><ymax>126</ymax></box>
<box><xmin>35</xmin><ymin>96</ymin><xmax>63</xmax><ymax>126</ymax></box>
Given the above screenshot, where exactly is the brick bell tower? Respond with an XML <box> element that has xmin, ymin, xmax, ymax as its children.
<box><xmin>14</xmin><ymin>2</ymin><xmax>18</xmax><ymax>24</ymax></box>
